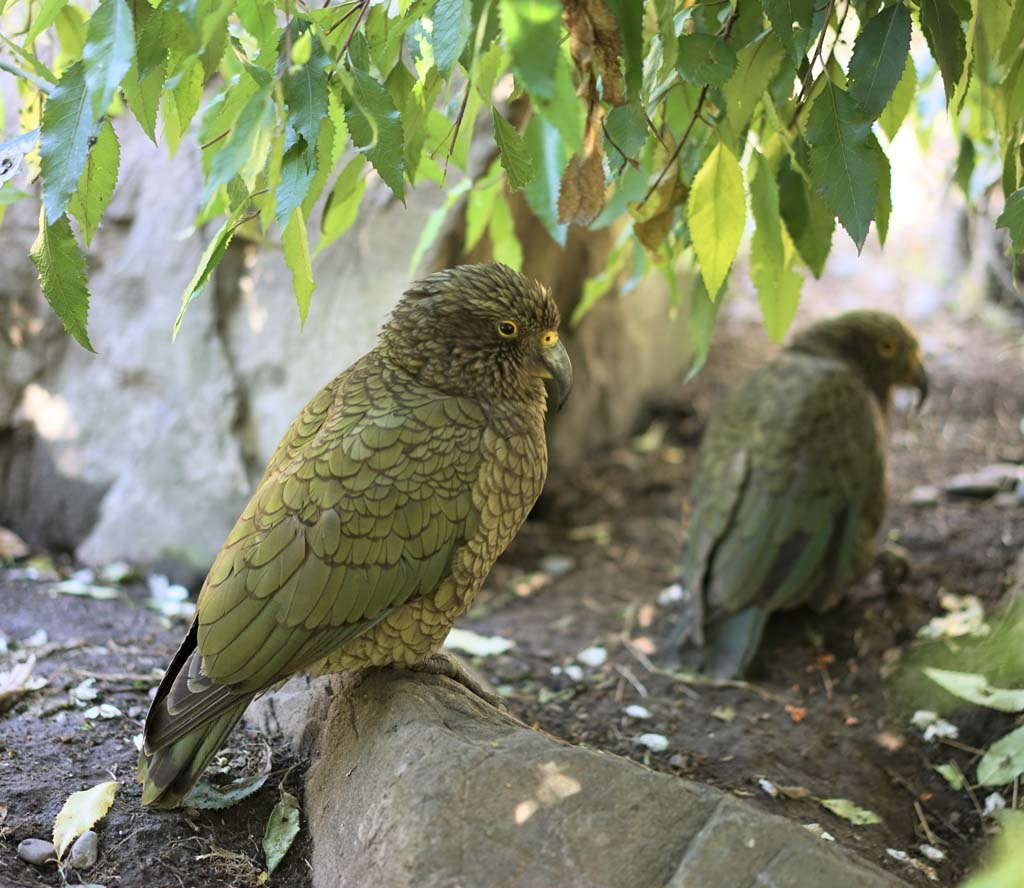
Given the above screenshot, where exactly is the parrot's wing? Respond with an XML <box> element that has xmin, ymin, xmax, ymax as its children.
<box><xmin>145</xmin><ymin>365</ymin><xmax>485</xmax><ymax>752</ymax></box>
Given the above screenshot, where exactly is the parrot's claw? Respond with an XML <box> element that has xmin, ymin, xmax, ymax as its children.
<box><xmin>408</xmin><ymin>651</ymin><xmax>509</xmax><ymax>711</ymax></box>
<box><xmin>875</xmin><ymin>543</ymin><xmax>911</xmax><ymax>592</ymax></box>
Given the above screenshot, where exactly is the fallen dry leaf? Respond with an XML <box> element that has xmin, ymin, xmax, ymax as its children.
<box><xmin>53</xmin><ymin>781</ymin><xmax>117</xmax><ymax>857</ymax></box>
<box><xmin>0</xmin><ymin>655</ymin><xmax>48</xmax><ymax>713</ymax></box>
<box><xmin>784</xmin><ymin>704</ymin><xmax>807</xmax><ymax>724</ymax></box>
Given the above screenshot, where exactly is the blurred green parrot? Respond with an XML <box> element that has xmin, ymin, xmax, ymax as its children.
<box><xmin>139</xmin><ymin>263</ymin><xmax>572</xmax><ymax>808</ymax></box>
<box><xmin>670</xmin><ymin>310</ymin><xmax>928</xmax><ymax>678</ymax></box>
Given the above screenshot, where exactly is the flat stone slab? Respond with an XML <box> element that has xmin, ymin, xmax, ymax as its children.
<box><xmin>251</xmin><ymin>670</ymin><xmax>909</xmax><ymax>888</ymax></box>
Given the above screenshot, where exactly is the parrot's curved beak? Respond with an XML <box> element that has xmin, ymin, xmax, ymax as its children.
<box><xmin>534</xmin><ymin>338</ymin><xmax>573</xmax><ymax>411</ymax></box>
<box><xmin>911</xmin><ymin>360</ymin><xmax>928</xmax><ymax>409</ymax></box>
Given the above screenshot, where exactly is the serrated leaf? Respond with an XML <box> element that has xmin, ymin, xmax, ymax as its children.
<box><xmin>82</xmin><ymin>0</ymin><xmax>134</xmax><ymax>119</ymax></box>
<box><xmin>977</xmin><ymin>725</ymin><xmax>1024</xmax><ymax>786</ymax></box>
<box><xmin>185</xmin><ymin>768</ymin><xmax>271</xmax><ymax>810</ymax></box>
<box><xmin>433</xmin><ymin>0</ymin><xmax>471</xmax><ymax>76</ymax></box>
<box><xmin>926</xmin><ymin>668</ymin><xmax>1024</xmax><ymax>712</ymax></box>
<box><xmin>343</xmin><ymin>69</ymin><xmax>405</xmax><ymax>201</ymax></box>
<box><xmin>523</xmin><ymin>115</ymin><xmax>569</xmax><ymax>246</ymax></box>
<box><xmin>1001</xmin><ymin>0</ymin><xmax>1024</xmax><ymax>66</ymax></box>
<box><xmin>317</xmin><ymin>155</ymin><xmax>367</xmax><ymax>255</ymax></box>
<box><xmin>920</xmin><ymin>0</ymin><xmax>966</xmax><ymax>105</ymax></box>
<box><xmin>720</xmin><ymin>30</ymin><xmax>787</xmax><ymax>148</ymax></box>
<box><xmin>749</xmin><ymin>150</ymin><xmax>801</xmax><ymax>342</ymax></box>
<box><xmin>878</xmin><ymin>52</ymin><xmax>916</xmax><ymax>142</ymax></box>
<box><xmin>29</xmin><ymin>210</ymin><xmax>94</xmax><ymax>351</ymax></box>
<box><xmin>806</xmin><ymin>79</ymin><xmax>878</xmax><ymax>251</ymax></box>
<box><xmin>203</xmin><ymin>84</ymin><xmax>273</xmax><ymax>209</ymax></box>
<box><xmin>275</xmin><ymin>140</ymin><xmax>317</xmax><ymax>229</ymax></box>
<box><xmin>24</xmin><ymin>0</ymin><xmax>69</xmax><ymax>45</ymax></box>
<box><xmin>498</xmin><ymin>0</ymin><xmax>561</xmax><ymax>99</ymax></box>
<box><xmin>871</xmin><ymin>135</ymin><xmax>891</xmax><ymax>246</ymax></box>
<box><xmin>281</xmin><ymin>25</ymin><xmax>329</xmax><ymax>165</ymax></box>
<box><xmin>68</xmin><ymin>120</ymin><xmax>119</xmax><ymax>246</ymax></box>
<box><xmin>174</xmin><ymin>209</ymin><xmax>243</xmax><ymax>339</ymax></box>
<box><xmin>123</xmin><ymin>57</ymin><xmax>165</xmax><ymax>142</ymax></box>
<box><xmin>819</xmin><ymin>798</ymin><xmax>882</xmax><ymax>826</ymax></box>
<box><xmin>996</xmin><ymin>187</ymin><xmax>1024</xmax><ymax>252</ymax></box>
<box><xmin>465</xmin><ymin>167</ymin><xmax>502</xmax><ymax>252</ymax></box>
<box><xmin>761</xmin><ymin>0</ymin><xmax>815</xmax><ymax>65</ymax></box>
<box><xmin>262</xmin><ymin>791</ymin><xmax>301</xmax><ymax>877</ymax></box>
<box><xmin>40</xmin><ymin>61</ymin><xmax>101</xmax><ymax>224</ymax></box>
<box><xmin>603</xmin><ymin>101</ymin><xmax>645</xmax><ymax>174</ymax></box>
<box><xmin>301</xmin><ymin>120</ymin><xmax>336</xmax><ymax>218</ymax></box>
<box><xmin>676</xmin><ymin>34</ymin><xmax>737</xmax><ymax>87</ymax></box>
<box><xmin>686</xmin><ymin>273</ymin><xmax>724</xmax><ymax>380</ymax></box>
<box><xmin>605</xmin><ymin>0</ymin><xmax>643</xmax><ymax>99</ymax></box>
<box><xmin>535</xmin><ymin>47</ymin><xmax>585</xmax><ymax>154</ymax></box>
<box><xmin>778</xmin><ymin>161</ymin><xmax>833</xmax><ymax>277</ymax></box>
<box><xmin>237</xmin><ymin>0</ymin><xmax>276</xmax><ymax>51</ymax></box>
<box><xmin>488</xmin><ymin>192</ymin><xmax>522</xmax><ymax>270</ymax></box>
<box><xmin>688</xmin><ymin>140</ymin><xmax>745</xmax><ymax>298</ymax></box>
<box><xmin>848</xmin><ymin>3</ymin><xmax>912</xmax><ymax>119</ymax></box>
<box><xmin>492</xmin><ymin>108</ymin><xmax>534</xmax><ymax>191</ymax></box>
<box><xmin>53</xmin><ymin>781</ymin><xmax>116</xmax><ymax>857</ymax></box>
<box><xmin>282</xmin><ymin>207</ymin><xmax>315</xmax><ymax>325</ymax></box>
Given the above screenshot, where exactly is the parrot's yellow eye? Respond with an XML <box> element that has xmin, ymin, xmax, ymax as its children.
<box><xmin>878</xmin><ymin>337</ymin><xmax>897</xmax><ymax>358</ymax></box>
<box><xmin>540</xmin><ymin>330</ymin><xmax>559</xmax><ymax>347</ymax></box>
<box><xmin>498</xmin><ymin>321</ymin><xmax>518</xmax><ymax>338</ymax></box>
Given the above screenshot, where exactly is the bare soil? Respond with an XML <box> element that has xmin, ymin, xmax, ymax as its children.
<box><xmin>2</xmin><ymin>305</ymin><xmax>1022</xmax><ymax>888</ymax></box>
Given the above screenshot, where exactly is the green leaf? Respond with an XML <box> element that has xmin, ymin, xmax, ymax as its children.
<box><xmin>778</xmin><ymin>161</ymin><xmax>834</xmax><ymax>277</ymax></box>
<box><xmin>121</xmin><ymin>1</ymin><xmax>166</xmax><ymax>141</ymax></box>
<box><xmin>236</xmin><ymin>0</ymin><xmax>276</xmax><ymax>51</ymax></box>
<box><xmin>343</xmin><ymin>69</ymin><xmax>406</xmax><ymax>201</ymax></box>
<box><xmin>290</xmin><ymin>29</ymin><xmax>312</xmax><ymax>66</ymax></box>
<box><xmin>749</xmin><ymin>150</ymin><xmax>801</xmax><ymax>342</ymax></box>
<box><xmin>82</xmin><ymin>0</ymin><xmax>134</xmax><ymax>119</ymax></box>
<box><xmin>492</xmin><ymin>108</ymin><xmax>534</xmax><ymax>191</ymax></box>
<box><xmin>40</xmin><ymin>61</ymin><xmax>101</xmax><ymax>224</ymax></box>
<box><xmin>871</xmin><ymin>135</ymin><xmax>891</xmax><ymax>246</ymax></box>
<box><xmin>174</xmin><ymin>209</ymin><xmax>243</xmax><ymax>339</ymax></box>
<box><xmin>920</xmin><ymin>0</ymin><xmax>966</xmax><ymax>105</ymax></box>
<box><xmin>262</xmin><ymin>791</ymin><xmax>301</xmax><ymax>877</ymax></box>
<box><xmin>805</xmin><ymin>79</ymin><xmax>878</xmax><ymax>251</ymax></box>
<box><xmin>29</xmin><ymin>210</ymin><xmax>94</xmax><ymax>352</ymax></box>
<box><xmin>282</xmin><ymin>207</ymin><xmax>315</xmax><ymax>326</ymax></box>
<box><xmin>1001</xmin><ymin>0</ymin><xmax>1024</xmax><ymax>66</ymax></box>
<box><xmin>603</xmin><ymin>101</ymin><xmax>646</xmax><ymax>174</ymax></box>
<box><xmin>24</xmin><ymin>0</ymin><xmax>69</xmax><ymax>45</ymax></box>
<box><xmin>925</xmin><ymin>667</ymin><xmax>1024</xmax><ymax>713</ymax></box>
<box><xmin>977</xmin><ymin>725</ymin><xmax>1024</xmax><ymax>786</ymax></box>
<box><xmin>686</xmin><ymin>273</ymin><xmax>723</xmax><ymax>381</ymax></box>
<box><xmin>498</xmin><ymin>0</ymin><xmax>561</xmax><ymax>99</ymax></box>
<box><xmin>522</xmin><ymin>115</ymin><xmax>569</xmax><ymax>246</ymax></box>
<box><xmin>996</xmin><ymin>187</ymin><xmax>1024</xmax><ymax>252</ymax></box>
<box><xmin>953</xmin><ymin>132</ymin><xmax>975</xmax><ymax>198</ymax></box>
<box><xmin>301</xmin><ymin>120</ymin><xmax>337</xmax><ymax>219</ymax></box>
<box><xmin>605</xmin><ymin>0</ymin><xmax>643</xmax><ymax>99</ymax></box>
<box><xmin>282</xmin><ymin>25</ymin><xmax>330</xmax><ymax>166</ymax></box>
<box><xmin>409</xmin><ymin>178</ymin><xmax>471</xmax><ymax>275</ymax></box>
<box><xmin>203</xmin><ymin>84</ymin><xmax>273</xmax><ymax>209</ymax></box>
<box><xmin>68</xmin><ymin>121</ymin><xmax>119</xmax><ymax>246</ymax></box>
<box><xmin>433</xmin><ymin>0</ymin><xmax>472</xmax><ymax>76</ymax></box>
<box><xmin>848</xmin><ymin>3</ymin><xmax>912</xmax><ymax>119</ymax></box>
<box><xmin>317</xmin><ymin>155</ymin><xmax>367</xmax><ymax>255</ymax></box>
<box><xmin>878</xmin><ymin>52</ymin><xmax>916</xmax><ymax>142</ymax></box>
<box><xmin>934</xmin><ymin>762</ymin><xmax>964</xmax><ymax>791</ymax></box>
<box><xmin>535</xmin><ymin>47</ymin><xmax>585</xmax><ymax>154</ymax></box>
<box><xmin>275</xmin><ymin>140</ymin><xmax>317</xmax><ymax>228</ymax></box>
<box><xmin>687</xmin><ymin>140</ymin><xmax>746</xmax><ymax>298</ymax></box>
<box><xmin>54</xmin><ymin>4</ymin><xmax>87</xmax><ymax>59</ymax></box>
<box><xmin>465</xmin><ymin>166</ymin><xmax>502</xmax><ymax>252</ymax></box>
<box><xmin>488</xmin><ymin>192</ymin><xmax>522</xmax><ymax>270</ymax></box>
<box><xmin>169</xmin><ymin>59</ymin><xmax>205</xmax><ymax>145</ymax></box>
<box><xmin>720</xmin><ymin>30</ymin><xmax>786</xmax><ymax>149</ymax></box>
<box><xmin>185</xmin><ymin>769</ymin><xmax>271</xmax><ymax>810</ymax></box>
<box><xmin>819</xmin><ymin>798</ymin><xmax>882</xmax><ymax>826</ymax></box>
<box><xmin>761</xmin><ymin>0</ymin><xmax>815</xmax><ymax>65</ymax></box>
<box><xmin>676</xmin><ymin>34</ymin><xmax>738</xmax><ymax>87</ymax></box>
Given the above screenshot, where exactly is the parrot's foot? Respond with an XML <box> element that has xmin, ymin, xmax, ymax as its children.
<box><xmin>408</xmin><ymin>652</ymin><xmax>508</xmax><ymax>710</ymax></box>
<box><xmin>875</xmin><ymin>543</ymin><xmax>911</xmax><ymax>592</ymax></box>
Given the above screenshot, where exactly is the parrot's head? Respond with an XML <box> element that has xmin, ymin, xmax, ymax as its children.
<box><xmin>789</xmin><ymin>310</ymin><xmax>928</xmax><ymax>408</ymax></box>
<box><xmin>382</xmin><ymin>263</ymin><xmax>573</xmax><ymax>410</ymax></box>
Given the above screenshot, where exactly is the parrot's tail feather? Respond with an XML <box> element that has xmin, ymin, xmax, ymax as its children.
<box><xmin>139</xmin><ymin>698</ymin><xmax>252</xmax><ymax>808</ymax></box>
<box><xmin>706</xmin><ymin>607</ymin><xmax>769</xmax><ymax>679</ymax></box>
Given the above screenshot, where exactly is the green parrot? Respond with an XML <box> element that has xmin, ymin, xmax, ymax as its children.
<box><xmin>669</xmin><ymin>310</ymin><xmax>928</xmax><ymax>679</ymax></box>
<box><xmin>139</xmin><ymin>263</ymin><xmax>572</xmax><ymax>808</ymax></box>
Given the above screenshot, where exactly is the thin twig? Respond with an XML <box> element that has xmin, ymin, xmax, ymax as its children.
<box><xmin>794</xmin><ymin>0</ymin><xmax>836</xmax><ymax>107</ymax></box>
<box><xmin>0</xmin><ymin>58</ymin><xmax>53</xmax><ymax>94</ymax></box>
<box><xmin>200</xmin><ymin>128</ymin><xmax>231</xmax><ymax>150</ymax></box>
<box><xmin>913</xmin><ymin>800</ymin><xmax>938</xmax><ymax>846</ymax></box>
<box><xmin>603</xmin><ymin>119</ymin><xmax>638</xmax><ymax>169</ymax></box>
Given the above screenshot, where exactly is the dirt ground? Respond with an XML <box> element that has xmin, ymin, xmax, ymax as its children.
<box><xmin>2</xmin><ymin>293</ymin><xmax>1023</xmax><ymax>887</ymax></box>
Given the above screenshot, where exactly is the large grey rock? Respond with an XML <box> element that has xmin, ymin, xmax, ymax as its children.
<box><xmin>249</xmin><ymin>672</ymin><xmax>908</xmax><ymax>888</ymax></box>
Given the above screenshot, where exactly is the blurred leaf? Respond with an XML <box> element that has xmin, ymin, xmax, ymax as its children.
<box><xmin>878</xmin><ymin>52</ymin><xmax>916</xmax><ymax>142</ymax></box>
<box><xmin>676</xmin><ymin>34</ymin><xmax>737</xmax><ymax>87</ymax></box>
<box><xmin>977</xmin><ymin>725</ymin><xmax>1024</xmax><ymax>785</ymax></box>
<box><xmin>819</xmin><ymin>798</ymin><xmax>882</xmax><ymax>826</ymax></box>
<box><xmin>779</xmin><ymin>161</ymin><xmax>834</xmax><ymax>277</ymax></box>
<box><xmin>920</xmin><ymin>0</ymin><xmax>966</xmax><ymax>105</ymax></box>
<box><xmin>761</xmin><ymin>0</ymin><xmax>815</xmax><ymax>65</ymax></box>
<box><xmin>290</xmin><ymin>29</ymin><xmax>312</xmax><ymax>66</ymax></box>
<box><xmin>806</xmin><ymin>79</ymin><xmax>878</xmax><ymax>251</ymax></box>
<box><xmin>488</xmin><ymin>192</ymin><xmax>522</xmax><ymax>270</ymax></box>
<box><xmin>953</xmin><ymin>132</ymin><xmax>976</xmax><ymax>199</ymax></box>
<box><xmin>409</xmin><ymin>178</ymin><xmax>471</xmax><ymax>275</ymax></box>
<box><xmin>963</xmin><ymin>811</ymin><xmax>1024</xmax><ymax>887</ymax></box>
<box><xmin>465</xmin><ymin>167</ymin><xmax>502</xmax><ymax>252</ymax></box>
<box><xmin>925</xmin><ymin>667</ymin><xmax>1024</xmax><ymax>712</ymax></box>
<box><xmin>275</xmin><ymin>140</ymin><xmax>317</xmax><ymax>229</ymax></box>
<box><xmin>317</xmin><ymin>155</ymin><xmax>367</xmax><ymax>255</ymax></box>
<box><xmin>535</xmin><ymin>48</ymin><xmax>585</xmax><ymax>154</ymax></box>
<box><xmin>122</xmin><ymin>57</ymin><xmax>165</xmax><ymax>142</ymax></box>
<box><xmin>68</xmin><ymin>120</ymin><xmax>119</xmax><ymax>246</ymax></box>
<box><xmin>203</xmin><ymin>84</ymin><xmax>273</xmax><ymax>209</ymax></box>
<box><xmin>24</xmin><ymin>0</ymin><xmax>70</xmax><ymax>45</ymax></box>
<box><xmin>432</xmin><ymin>0</ymin><xmax>471</xmax><ymax>77</ymax></box>
<box><xmin>1000</xmin><ymin>1</ymin><xmax>1024</xmax><ymax>66</ymax></box>
<box><xmin>605</xmin><ymin>0</ymin><xmax>642</xmax><ymax>99</ymax></box>
<box><xmin>82</xmin><ymin>0</ymin><xmax>134</xmax><ymax>119</ymax></box>
<box><xmin>237</xmin><ymin>0</ymin><xmax>276</xmax><ymax>51</ymax></box>
<box><xmin>262</xmin><ymin>791</ymin><xmax>301</xmax><ymax>877</ymax></box>
<box><xmin>996</xmin><ymin>187</ymin><xmax>1024</xmax><ymax>252</ymax></box>
<box><xmin>53</xmin><ymin>781</ymin><xmax>117</xmax><ymax>857</ymax></box>
<box><xmin>934</xmin><ymin>762</ymin><xmax>964</xmax><ymax>790</ymax></box>
<box><xmin>343</xmin><ymin>69</ymin><xmax>406</xmax><ymax>201</ymax></box>
<box><xmin>871</xmin><ymin>135</ymin><xmax>891</xmax><ymax>246</ymax></box>
<box><xmin>282</xmin><ymin>25</ymin><xmax>329</xmax><ymax>166</ymax></box>
<box><xmin>522</xmin><ymin>116</ymin><xmax>569</xmax><ymax>245</ymax></box>
<box><xmin>499</xmin><ymin>0</ymin><xmax>561</xmax><ymax>99</ymax></box>
<box><xmin>688</xmin><ymin>140</ymin><xmax>745</xmax><ymax>298</ymax></box>
<box><xmin>492</xmin><ymin>109</ymin><xmax>534</xmax><ymax>191</ymax></box>
<box><xmin>301</xmin><ymin>121</ymin><xmax>337</xmax><ymax>218</ymax></box>
<box><xmin>174</xmin><ymin>208</ymin><xmax>244</xmax><ymax>339</ymax></box>
<box><xmin>282</xmin><ymin>207</ymin><xmax>315</xmax><ymax>326</ymax></box>
<box><xmin>29</xmin><ymin>210</ymin><xmax>94</xmax><ymax>352</ymax></box>
<box><xmin>848</xmin><ymin>3</ymin><xmax>911</xmax><ymax>119</ymax></box>
<box><xmin>686</xmin><ymin>273</ymin><xmax>723</xmax><ymax>380</ymax></box>
<box><xmin>720</xmin><ymin>31</ymin><xmax>786</xmax><ymax>148</ymax></box>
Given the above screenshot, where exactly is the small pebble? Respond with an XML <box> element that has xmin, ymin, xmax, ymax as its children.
<box><xmin>17</xmin><ymin>838</ymin><xmax>56</xmax><ymax>866</ymax></box>
<box><xmin>637</xmin><ymin>733</ymin><xmax>668</xmax><ymax>752</ymax></box>
<box><xmin>69</xmin><ymin>830</ymin><xmax>99</xmax><ymax>869</ymax></box>
<box><xmin>563</xmin><ymin>665</ymin><xmax>583</xmax><ymax>682</ymax></box>
<box><xmin>538</xmin><ymin>554</ymin><xmax>576</xmax><ymax>577</ymax></box>
<box><xmin>919</xmin><ymin>844</ymin><xmax>945</xmax><ymax>862</ymax></box>
<box><xmin>657</xmin><ymin>583</ymin><xmax>684</xmax><ymax>605</ymax></box>
<box><xmin>908</xmin><ymin>485</ymin><xmax>940</xmax><ymax>506</ymax></box>
<box><xmin>758</xmin><ymin>778</ymin><xmax>779</xmax><ymax>797</ymax></box>
<box><xmin>577</xmin><ymin>646</ymin><xmax>607</xmax><ymax>668</ymax></box>
<box><xmin>983</xmin><ymin>792</ymin><xmax>1006</xmax><ymax>816</ymax></box>
<box><xmin>624</xmin><ymin>704</ymin><xmax>651</xmax><ymax>719</ymax></box>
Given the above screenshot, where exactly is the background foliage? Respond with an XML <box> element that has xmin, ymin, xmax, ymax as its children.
<box><xmin>0</xmin><ymin>0</ymin><xmax>1022</xmax><ymax>355</ymax></box>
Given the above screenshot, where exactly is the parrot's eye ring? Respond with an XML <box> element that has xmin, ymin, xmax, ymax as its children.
<box><xmin>878</xmin><ymin>337</ymin><xmax>897</xmax><ymax>358</ymax></box>
<box><xmin>498</xmin><ymin>321</ymin><xmax>518</xmax><ymax>338</ymax></box>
